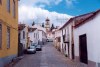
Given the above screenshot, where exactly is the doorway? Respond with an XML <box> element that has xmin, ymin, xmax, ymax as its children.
<box><xmin>79</xmin><ymin>34</ymin><xmax>88</xmax><ymax>64</ymax></box>
<box><xmin>72</xmin><ymin>43</ymin><xmax>75</xmax><ymax>59</ymax></box>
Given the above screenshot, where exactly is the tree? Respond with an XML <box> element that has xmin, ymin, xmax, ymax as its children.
<box><xmin>42</xmin><ymin>23</ymin><xmax>44</xmax><ymax>27</ymax></box>
<box><xmin>32</xmin><ymin>21</ymin><xmax>35</xmax><ymax>26</ymax></box>
<box><xmin>50</xmin><ymin>23</ymin><xmax>55</xmax><ymax>31</ymax></box>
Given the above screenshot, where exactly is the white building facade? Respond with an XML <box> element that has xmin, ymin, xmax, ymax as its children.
<box><xmin>59</xmin><ymin>18</ymin><xmax>75</xmax><ymax>59</ymax></box>
<box><xmin>74</xmin><ymin>10</ymin><xmax>100</xmax><ymax>67</ymax></box>
<box><xmin>38</xmin><ymin>30</ymin><xmax>47</xmax><ymax>45</ymax></box>
<box><xmin>28</xmin><ymin>27</ymin><xmax>39</xmax><ymax>46</ymax></box>
<box><xmin>18</xmin><ymin>24</ymin><xmax>28</xmax><ymax>50</ymax></box>
<box><xmin>54</xmin><ymin>29</ymin><xmax>62</xmax><ymax>51</ymax></box>
<box><xmin>32</xmin><ymin>24</ymin><xmax>47</xmax><ymax>45</ymax></box>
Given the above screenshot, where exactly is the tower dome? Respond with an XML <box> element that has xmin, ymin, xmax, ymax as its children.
<box><xmin>46</xmin><ymin>17</ymin><xmax>50</xmax><ymax>21</ymax></box>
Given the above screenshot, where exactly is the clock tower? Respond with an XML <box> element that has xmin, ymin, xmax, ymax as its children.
<box><xmin>45</xmin><ymin>17</ymin><xmax>50</xmax><ymax>33</ymax></box>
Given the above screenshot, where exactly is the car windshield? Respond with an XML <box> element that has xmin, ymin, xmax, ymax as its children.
<box><xmin>32</xmin><ymin>43</ymin><xmax>37</xmax><ymax>46</ymax></box>
<box><xmin>30</xmin><ymin>46</ymin><xmax>35</xmax><ymax>49</ymax></box>
<box><xmin>37</xmin><ymin>45</ymin><xmax>41</xmax><ymax>47</ymax></box>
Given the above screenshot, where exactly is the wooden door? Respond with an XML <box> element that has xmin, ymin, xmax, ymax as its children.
<box><xmin>79</xmin><ymin>34</ymin><xmax>88</xmax><ymax>64</ymax></box>
<box><xmin>72</xmin><ymin>43</ymin><xmax>74</xmax><ymax>59</ymax></box>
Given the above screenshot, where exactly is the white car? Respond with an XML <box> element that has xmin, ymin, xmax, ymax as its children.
<box><xmin>27</xmin><ymin>46</ymin><xmax>36</xmax><ymax>54</ymax></box>
<box><xmin>47</xmin><ymin>39</ymin><xmax>53</xmax><ymax>42</ymax></box>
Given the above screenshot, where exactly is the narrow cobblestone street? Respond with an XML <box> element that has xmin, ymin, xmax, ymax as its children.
<box><xmin>14</xmin><ymin>42</ymin><xmax>87</xmax><ymax>67</ymax></box>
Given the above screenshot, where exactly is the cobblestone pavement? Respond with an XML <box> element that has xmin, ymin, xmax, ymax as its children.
<box><xmin>14</xmin><ymin>42</ymin><xmax>87</xmax><ymax>67</ymax></box>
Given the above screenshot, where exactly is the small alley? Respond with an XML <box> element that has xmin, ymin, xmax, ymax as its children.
<box><xmin>14</xmin><ymin>42</ymin><xmax>86</xmax><ymax>67</ymax></box>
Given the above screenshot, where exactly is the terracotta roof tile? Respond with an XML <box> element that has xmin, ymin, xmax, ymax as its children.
<box><xmin>18</xmin><ymin>24</ymin><xmax>26</xmax><ymax>31</ymax></box>
<box><xmin>28</xmin><ymin>27</ymin><xmax>37</xmax><ymax>32</ymax></box>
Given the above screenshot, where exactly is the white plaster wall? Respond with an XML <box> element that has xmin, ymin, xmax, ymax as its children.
<box><xmin>60</xmin><ymin>30</ymin><xmax>63</xmax><ymax>53</ymax></box>
<box><xmin>20</xmin><ymin>27</ymin><xmax>28</xmax><ymax>49</ymax></box>
<box><xmin>68</xmin><ymin>24</ymin><xmax>73</xmax><ymax>59</ymax></box>
<box><xmin>55</xmin><ymin>30</ymin><xmax>62</xmax><ymax>52</ymax></box>
<box><xmin>33</xmin><ymin>24</ymin><xmax>46</xmax><ymax>33</ymax></box>
<box><xmin>34</xmin><ymin>30</ymin><xmax>39</xmax><ymax>44</ymax></box>
<box><xmin>39</xmin><ymin>31</ymin><xmax>42</xmax><ymax>41</ymax></box>
<box><xmin>74</xmin><ymin>12</ymin><xmax>100</xmax><ymax>63</ymax></box>
<box><xmin>63</xmin><ymin>22</ymin><xmax>73</xmax><ymax>59</ymax></box>
<box><xmin>28</xmin><ymin>29</ymin><xmax>39</xmax><ymax>45</ymax></box>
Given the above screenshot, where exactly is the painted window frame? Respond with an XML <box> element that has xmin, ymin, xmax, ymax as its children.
<box><xmin>63</xmin><ymin>34</ymin><xmax>65</xmax><ymax>42</ymax></box>
<box><xmin>0</xmin><ymin>22</ymin><xmax>2</xmax><ymax>49</ymax></box>
<box><xmin>7</xmin><ymin>0</ymin><xmax>10</xmax><ymax>13</ymax></box>
<box><xmin>12</xmin><ymin>0</ymin><xmax>16</xmax><ymax>18</ymax></box>
<box><xmin>23</xmin><ymin>31</ymin><xmax>25</xmax><ymax>39</ymax></box>
<box><xmin>7</xmin><ymin>26</ymin><xmax>10</xmax><ymax>49</ymax></box>
<box><xmin>34</xmin><ymin>33</ymin><xmax>35</xmax><ymax>38</ymax></box>
<box><xmin>0</xmin><ymin>0</ymin><xmax>2</xmax><ymax>5</ymax></box>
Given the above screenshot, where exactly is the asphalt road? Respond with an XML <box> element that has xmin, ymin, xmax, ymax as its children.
<box><xmin>14</xmin><ymin>42</ymin><xmax>86</xmax><ymax>67</ymax></box>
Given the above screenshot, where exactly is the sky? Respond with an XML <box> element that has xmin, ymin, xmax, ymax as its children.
<box><xmin>18</xmin><ymin>0</ymin><xmax>100</xmax><ymax>26</ymax></box>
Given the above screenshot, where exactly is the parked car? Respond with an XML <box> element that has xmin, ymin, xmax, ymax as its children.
<box><xmin>46</xmin><ymin>39</ymin><xmax>49</xmax><ymax>42</ymax></box>
<box><xmin>46</xmin><ymin>39</ymin><xmax>53</xmax><ymax>42</ymax></box>
<box><xmin>32</xmin><ymin>43</ymin><xmax>38</xmax><ymax>47</ymax></box>
<box><xmin>27</xmin><ymin>46</ymin><xmax>36</xmax><ymax>54</ymax></box>
<box><xmin>36</xmin><ymin>45</ymin><xmax>42</xmax><ymax>51</ymax></box>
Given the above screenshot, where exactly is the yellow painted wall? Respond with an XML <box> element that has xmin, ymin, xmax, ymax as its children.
<box><xmin>0</xmin><ymin>0</ymin><xmax>18</xmax><ymax>58</ymax></box>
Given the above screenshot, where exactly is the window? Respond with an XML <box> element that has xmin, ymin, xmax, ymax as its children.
<box><xmin>23</xmin><ymin>31</ymin><xmax>25</xmax><ymax>39</ymax></box>
<box><xmin>0</xmin><ymin>0</ymin><xmax>2</xmax><ymax>4</ymax></box>
<box><xmin>0</xmin><ymin>23</ymin><xmax>2</xmax><ymax>48</ymax></box>
<box><xmin>7</xmin><ymin>27</ymin><xmax>10</xmax><ymax>48</ymax></box>
<box><xmin>58</xmin><ymin>37</ymin><xmax>61</xmax><ymax>42</ymax></box>
<box><xmin>36</xmin><ymin>33</ymin><xmax>37</xmax><ymax>39</ymax></box>
<box><xmin>12</xmin><ymin>0</ymin><xmax>16</xmax><ymax>18</ymax></box>
<box><xmin>34</xmin><ymin>33</ymin><xmax>35</xmax><ymax>38</ymax></box>
<box><xmin>7</xmin><ymin>0</ymin><xmax>10</xmax><ymax>12</ymax></box>
<box><xmin>63</xmin><ymin>34</ymin><xmax>65</xmax><ymax>42</ymax></box>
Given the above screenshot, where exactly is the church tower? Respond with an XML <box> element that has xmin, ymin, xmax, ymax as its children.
<box><xmin>45</xmin><ymin>17</ymin><xmax>50</xmax><ymax>33</ymax></box>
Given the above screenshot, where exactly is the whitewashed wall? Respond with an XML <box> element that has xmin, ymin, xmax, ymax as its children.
<box><xmin>20</xmin><ymin>26</ymin><xmax>28</xmax><ymax>49</ymax></box>
<box><xmin>33</xmin><ymin>24</ymin><xmax>47</xmax><ymax>44</ymax></box>
<box><xmin>39</xmin><ymin>31</ymin><xmax>42</xmax><ymax>41</ymax></box>
<box><xmin>74</xmin><ymin>12</ymin><xmax>100</xmax><ymax>63</ymax></box>
<box><xmin>61</xmin><ymin>22</ymin><xmax>73</xmax><ymax>58</ymax></box>
<box><xmin>28</xmin><ymin>29</ymin><xmax>39</xmax><ymax>45</ymax></box>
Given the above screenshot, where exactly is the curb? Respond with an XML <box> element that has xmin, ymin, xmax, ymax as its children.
<box><xmin>4</xmin><ymin>56</ymin><xmax>24</xmax><ymax>67</ymax></box>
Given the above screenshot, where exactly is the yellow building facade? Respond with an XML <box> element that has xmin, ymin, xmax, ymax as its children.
<box><xmin>0</xmin><ymin>0</ymin><xmax>18</xmax><ymax>67</ymax></box>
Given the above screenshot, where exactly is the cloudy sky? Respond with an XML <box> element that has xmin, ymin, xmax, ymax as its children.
<box><xmin>18</xmin><ymin>0</ymin><xmax>100</xmax><ymax>26</ymax></box>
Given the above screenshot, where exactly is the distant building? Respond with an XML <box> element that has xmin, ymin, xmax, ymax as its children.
<box><xmin>59</xmin><ymin>18</ymin><xmax>75</xmax><ymax>59</ymax></box>
<box><xmin>38</xmin><ymin>30</ymin><xmax>47</xmax><ymax>45</ymax></box>
<box><xmin>53</xmin><ymin>29</ymin><xmax>62</xmax><ymax>51</ymax></box>
<box><xmin>18</xmin><ymin>24</ymin><xmax>28</xmax><ymax>50</ymax></box>
<box><xmin>0</xmin><ymin>0</ymin><xmax>19</xmax><ymax>67</ymax></box>
<box><xmin>44</xmin><ymin>17</ymin><xmax>54</xmax><ymax>40</ymax></box>
<box><xmin>45</xmin><ymin>17</ymin><xmax>50</xmax><ymax>33</ymax></box>
<box><xmin>28</xmin><ymin>27</ymin><xmax>39</xmax><ymax>45</ymax></box>
<box><xmin>32</xmin><ymin>24</ymin><xmax>47</xmax><ymax>45</ymax></box>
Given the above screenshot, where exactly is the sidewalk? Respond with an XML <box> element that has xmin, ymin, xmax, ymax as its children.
<box><xmin>4</xmin><ymin>56</ymin><xmax>24</xmax><ymax>67</ymax></box>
